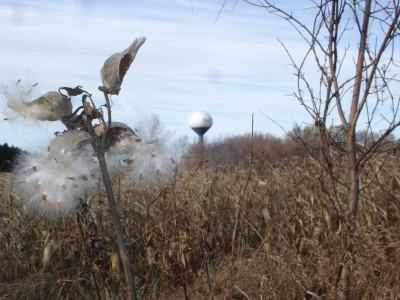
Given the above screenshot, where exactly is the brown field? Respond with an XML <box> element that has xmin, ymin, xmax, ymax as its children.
<box><xmin>1</xmin><ymin>149</ymin><xmax>400</xmax><ymax>299</ymax></box>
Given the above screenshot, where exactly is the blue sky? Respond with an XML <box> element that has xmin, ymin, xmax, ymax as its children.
<box><xmin>1</xmin><ymin>0</ymin><xmax>400</xmax><ymax>149</ymax></box>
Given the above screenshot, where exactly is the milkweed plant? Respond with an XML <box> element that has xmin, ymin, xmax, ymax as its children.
<box><xmin>0</xmin><ymin>37</ymin><xmax>172</xmax><ymax>300</ymax></box>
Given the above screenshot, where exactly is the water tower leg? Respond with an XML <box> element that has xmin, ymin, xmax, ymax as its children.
<box><xmin>198</xmin><ymin>135</ymin><xmax>203</xmax><ymax>144</ymax></box>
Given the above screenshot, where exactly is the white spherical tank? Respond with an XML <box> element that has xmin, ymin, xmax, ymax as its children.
<box><xmin>188</xmin><ymin>110</ymin><xmax>213</xmax><ymax>143</ymax></box>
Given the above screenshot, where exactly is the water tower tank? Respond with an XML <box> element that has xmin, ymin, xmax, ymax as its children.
<box><xmin>188</xmin><ymin>110</ymin><xmax>213</xmax><ymax>143</ymax></box>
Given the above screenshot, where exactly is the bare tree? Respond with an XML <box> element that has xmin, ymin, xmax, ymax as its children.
<box><xmin>242</xmin><ymin>0</ymin><xmax>400</xmax><ymax>299</ymax></box>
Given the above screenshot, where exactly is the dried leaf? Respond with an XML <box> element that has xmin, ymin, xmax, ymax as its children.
<box><xmin>59</xmin><ymin>86</ymin><xmax>85</xmax><ymax>97</ymax></box>
<box><xmin>34</xmin><ymin>183</ymin><xmax>40</xmax><ymax>190</ymax></box>
<box><xmin>32</xmin><ymin>166</ymin><xmax>37</xmax><ymax>171</ymax></box>
<box><xmin>54</xmin><ymin>158</ymin><xmax>58</xmax><ymax>163</ymax></box>
<box><xmin>83</xmin><ymin>100</ymin><xmax>96</xmax><ymax>117</ymax></box>
<box><xmin>66</xmin><ymin>177</ymin><xmax>76</xmax><ymax>181</ymax></box>
<box><xmin>56</xmin><ymin>201</ymin><xmax>61</xmax><ymax>208</ymax></box>
<box><xmin>72</xmin><ymin>184</ymin><xmax>79</xmax><ymax>188</ymax></box>
<box><xmin>91</xmin><ymin>152</ymin><xmax>98</xmax><ymax>157</ymax></box>
<box><xmin>63</xmin><ymin>184</ymin><xmax>66</xmax><ymax>189</ymax></box>
<box><xmin>80</xmin><ymin>175</ymin><xmax>88</xmax><ymax>181</ymax></box>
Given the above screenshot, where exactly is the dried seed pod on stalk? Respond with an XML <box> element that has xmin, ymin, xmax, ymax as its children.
<box><xmin>2</xmin><ymin>37</ymin><xmax>148</xmax><ymax>300</ymax></box>
<box><xmin>33</xmin><ymin>91</ymin><xmax>73</xmax><ymax>121</ymax></box>
<box><xmin>1</xmin><ymin>80</ymin><xmax>72</xmax><ymax>126</ymax></box>
<box><xmin>94</xmin><ymin>121</ymin><xmax>136</xmax><ymax>145</ymax></box>
<box><xmin>100</xmin><ymin>37</ymin><xmax>146</xmax><ymax>95</ymax></box>
<box><xmin>13</xmin><ymin>130</ymin><xmax>98</xmax><ymax>219</ymax></box>
<box><xmin>95</xmin><ymin>120</ymin><xmax>176</xmax><ymax>180</ymax></box>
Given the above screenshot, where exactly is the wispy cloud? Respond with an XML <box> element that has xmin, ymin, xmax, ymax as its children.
<box><xmin>1</xmin><ymin>0</ymin><xmax>398</xmax><ymax>149</ymax></box>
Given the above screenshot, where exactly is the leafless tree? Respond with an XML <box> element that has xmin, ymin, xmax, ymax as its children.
<box><xmin>242</xmin><ymin>0</ymin><xmax>400</xmax><ymax>298</ymax></box>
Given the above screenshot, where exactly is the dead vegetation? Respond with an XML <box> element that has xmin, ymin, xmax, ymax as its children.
<box><xmin>1</xmin><ymin>136</ymin><xmax>400</xmax><ymax>299</ymax></box>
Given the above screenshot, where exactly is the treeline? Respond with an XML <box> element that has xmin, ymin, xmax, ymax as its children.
<box><xmin>181</xmin><ymin>125</ymin><xmax>398</xmax><ymax>169</ymax></box>
<box><xmin>0</xmin><ymin>143</ymin><xmax>22</xmax><ymax>172</ymax></box>
<box><xmin>182</xmin><ymin>131</ymin><xmax>306</xmax><ymax>169</ymax></box>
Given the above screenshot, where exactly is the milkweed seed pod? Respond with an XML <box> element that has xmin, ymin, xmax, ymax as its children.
<box><xmin>1</xmin><ymin>81</ymin><xmax>71</xmax><ymax>126</ymax></box>
<box><xmin>31</xmin><ymin>91</ymin><xmax>73</xmax><ymax>121</ymax></box>
<box><xmin>100</xmin><ymin>37</ymin><xmax>146</xmax><ymax>95</ymax></box>
<box><xmin>47</xmin><ymin>129</ymin><xmax>93</xmax><ymax>152</ymax></box>
<box><xmin>94</xmin><ymin>121</ymin><xmax>137</xmax><ymax>152</ymax></box>
<box><xmin>13</xmin><ymin>130</ymin><xmax>97</xmax><ymax>219</ymax></box>
<box><xmin>94</xmin><ymin>122</ymin><xmax>141</xmax><ymax>173</ymax></box>
<box><xmin>94</xmin><ymin>121</ymin><xmax>136</xmax><ymax>139</ymax></box>
<box><xmin>96</xmin><ymin>120</ymin><xmax>176</xmax><ymax>180</ymax></box>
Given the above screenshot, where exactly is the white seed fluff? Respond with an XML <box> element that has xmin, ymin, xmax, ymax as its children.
<box><xmin>13</xmin><ymin>133</ymin><xmax>99</xmax><ymax>219</ymax></box>
<box><xmin>0</xmin><ymin>80</ymin><xmax>49</xmax><ymax>127</ymax></box>
<box><xmin>106</xmin><ymin>123</ymin><xmax>176</xmax><ymax>181</ymax></box>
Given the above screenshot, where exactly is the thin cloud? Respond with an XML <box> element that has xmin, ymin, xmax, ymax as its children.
<box><xmin>2</xmin><ymin>0</ymin><xmax>395</xmax><ymax>149</ymax></box>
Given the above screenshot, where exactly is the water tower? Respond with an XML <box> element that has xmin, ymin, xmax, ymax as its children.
<box><xmin>188</xmin><ymin>110</ymin><xmax>213</xmax><ymax>143</ymax></box>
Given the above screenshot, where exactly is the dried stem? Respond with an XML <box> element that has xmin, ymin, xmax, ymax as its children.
<box><xmin>84</xmin><ymin>89</ymin><xmax>138</xmax><ymax>300</ymax></box>
<box><xmin>229</xmin><ymin>113</ymin><xmax>254</xmax><ymax>300</ymax></box>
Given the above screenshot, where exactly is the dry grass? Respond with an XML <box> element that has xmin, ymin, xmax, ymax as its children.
<box><xmin>1</xmin><ymin>151</ymin><xmax>400</xmax><ymax>299</ymax></box>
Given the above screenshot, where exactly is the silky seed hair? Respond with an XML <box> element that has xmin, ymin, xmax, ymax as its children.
<box><xmin>105</xmin><ymin>117</ymin><xmax>176</xmax><ymax>182</ymax></box>
<box><xmin>13</xmin><ymin>132</ymin><xmax>98</xmax><ymax>219</ymax></box>
<box><xmin>0</xmin><ymin>80</ymin><xmax>42</xmax><ymax>127</ymax></box>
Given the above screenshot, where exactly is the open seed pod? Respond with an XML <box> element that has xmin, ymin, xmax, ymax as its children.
<box><xmin>94</xmin><ymin>122</ymin><xmax>136</xmax><ymax>138</ymax></box>
<box><xmin>48</xmin><ymin>130</ymin><xmax>93</xmax><ymax>153</ymax></box>
<box><xmin>94</xmin><ymin>122</ymin><xmax>136</xmax><ymax>146</ymax></box>
<box><xmin>29</xmin><ymin>91</ymin><xmax>73</xmax><ymax>121</ymax></box>
<box><xmin>13</xmin><ymin>130</ymin><xmax>97</xmax><ymax>219</ymax></box>
<box><xmin>100</xmin><ymin>37</ymin><xmax>146</xmax><ymax>95</ymax></box>
<box><xmin>5</xmin><ymin>88</ymin><xmax>72</xmax><ymax>123</ymax></box>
